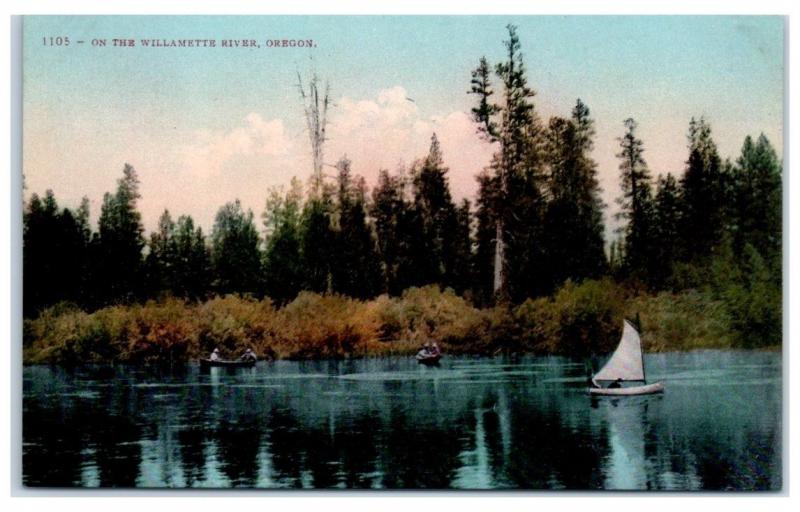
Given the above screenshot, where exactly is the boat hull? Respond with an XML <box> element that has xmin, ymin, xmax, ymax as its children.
<box><xmin>199</xmin><ymin>358</ymin><xmax>256</xmax><ymax>369</ymax></box>
<box><xmin>416</xmin><ymin>354</ymin><xmax>441</xmax><ymax>365</ymax></box>
<box><xmin>589</xmin><ymin>382</ymin><xmax>664</xmax><ymax>396</ymax></box>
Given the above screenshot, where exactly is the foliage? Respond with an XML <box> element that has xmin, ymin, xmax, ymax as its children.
<box><xmin>211</xmin><ymin>200</ymin><xmax>262</xmax><ymax>295</ymax></box>
<box><xmin>680</xmin><ymin>118</ymin><xmax>727</xmax><ymax>261</ymax></box>
<box><xmin>615</xmin><ymin>118</ymin><xmax>656</xmax><ymax>282</ymax></box>
<box><xmin>262</xmin><ymin>179</ymin><xmax>304</xmax><ymax>304</ymax></box>
<box><xmin>22</xmin><ymin>26</ymin><xmax>782</xmax><ymax>356</ymax></box>
<box><xmin>23</xmin><ymin>192</ymin><xmax>90</xmax><ymax>316</ymax></box>
<box><xmin>517</xmin><ymin>279</ymin><xmax>625</xmax><ymax>357</ymax></box>
<box><xmin>95</xmin><ymin>164</ymin><xmax>146</xmax><ymax>305</ymax></box>
<box><xmin>330</xmin><ymin>157</ymin><xmax>383</xmax><ymax>299</ymax></box>
<box><xmin>543</xmin><ymin>100</ymin><xmax>606</xmax><ymax>291</ymax></box>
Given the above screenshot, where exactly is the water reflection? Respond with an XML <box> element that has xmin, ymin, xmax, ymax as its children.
<box><xmin>23</xmin><ymin>352</ymin><xmax>782</xmax><ymax>490</ymax></box>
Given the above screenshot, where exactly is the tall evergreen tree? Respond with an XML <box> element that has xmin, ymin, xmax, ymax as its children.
<box><xmin>496</xmin><ymin>25</ymin><xmax>546</xmax><ymax>302</ymax></box>
<box><xmin>370</xmin><ymin>166</ymin><xmax>430</xmax><ymax>295</ymax></box>
<box><xmin>23</xmin><ymin>191</ymin><xmax>90</xmax><ymax>315</ymax></box>
<box><xmin>211</xmin><ymin>200</ymin><xmax>262</xmax><ymax>295</ymax></box>
<box><xmin>144</xmin><ymin>209</ymin><xmax>178</xmax><ymax>297</ymax></box>
<box><xmin>451</xmin><ymin>198</ymin><xmax>475</xmax><ymax>296</ymax></box>
<box><xmin>300</xmin><ymin>187</ymin><xmax>335</xmax><ymax>294</ymax></box>
<box><xmin>543</xmin><ymin>99</ymin><xmax>606</xmax><ymax>291</ymax></box>
<box><xmin>263</xmin><ymin>179</ymin><xmax>304</xmax><ymax>304</ymax></box>
<box><xmin>173</xmin><ymin>215</ymin><xmax>211</xmax><ymax>300</ymax></box>
<box><xmin>95</xmin><ymin>164</ymin><xmax>146</xmax><ymax>304</ymax></box>
<box><xmin>731</xmin><ymin>133</ymin><xmax>782</xmax><ymax>263</ymax></box>
<box><xmin>469</xmin><ymin>24</ymin><xmax>546</xmax><ymax>302</ymax></box>
<box><xmin>679</xmin><ymin>117</ymin><xmax>726</xmax><ymax>260</ymax></box>
<box><xmin>616</xmin><ymin>119</ymin><xmax>655</xmax><ymax>281</ymax></box>
<box><xmin>473</xmin><ymin>171</ymin><xmax>499</xmax><ymax>305</ymax></box>
<box><xmin>652</xmin><ymin>173</ymin><xmax>681</xmax><ymax>287</ymax></box>
<box><xmin>330</xmin><ymin>157</ymin><xmax>382</xmax><ymax>299</ymax></box>
<box><xmin>412</xmin><ymin>134</ymin><xmax>460</xmax><ymax>289</ymax></box>
<box><xmin>371</xmin><ymin>169</ymin><xmax>407</xmax><ymax>295</ymax></box>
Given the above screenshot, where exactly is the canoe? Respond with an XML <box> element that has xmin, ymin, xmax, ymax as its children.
<box><xmin>416</xmin><ymin>353</ymin><xmax>442</xmax><ymax>365</ymax></box>
<box><xmin>199</xmin><ymin>358</ymin><xmax>256</xmax><ymax>369</ymax></box>
<box><xmin>589</xmin><ymin>382</ymin><xmax>664</xmax><ymax>396</ymax></box>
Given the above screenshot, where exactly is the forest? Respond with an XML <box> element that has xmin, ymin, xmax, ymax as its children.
<box><xmin>23</xmin><ymin>26</ymin><xmax>782</xmax><ymax>364</ymax></box>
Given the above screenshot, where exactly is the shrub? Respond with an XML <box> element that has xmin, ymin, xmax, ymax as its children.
<box><xmin>21</xmin><ymin>274</ymin><xmax>777</xmax><ymax>365</ymax></box>
<box><xmin>272</xmin><ymin>292</ymin><xmax>380</xmax><ymax>359</ymax></box>
<box><xmin>628</xmin><ymin>290</ymin><xmax>733</xmax><ymax>351</ymax></box>
<box><xmin>539</xmin><ymin>279</ymin><xmax>625</xmax><ymax>356</ymax></box>
<box><xmin>720</xmin><ymin>245</ymin><xmax>781</xmax><ymax>348</ymax></box>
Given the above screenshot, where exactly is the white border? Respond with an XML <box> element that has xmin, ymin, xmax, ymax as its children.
<box><xmin>2</xmin><ymin>1</ymin><xmax>797</xmax><ymax>510</ymax></box>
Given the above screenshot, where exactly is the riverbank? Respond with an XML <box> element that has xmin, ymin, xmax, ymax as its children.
<box><xmin>23</xmin><ymin>281</ymin><xmax>772</xmax><ymax>365</ymax></box>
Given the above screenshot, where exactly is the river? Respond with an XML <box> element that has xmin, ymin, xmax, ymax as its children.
<box><xmin>22</xmin><ymin>351</ymin><xmax>782</xmax><ymax>490</ymax></box>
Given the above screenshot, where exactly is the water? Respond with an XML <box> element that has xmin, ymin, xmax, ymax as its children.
<box><xmin>22</xmin><ymin>351</ymin><xmax>782</xmax><ymax>490</ymax></box>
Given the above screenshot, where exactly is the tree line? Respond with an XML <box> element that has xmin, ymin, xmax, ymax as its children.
<box><xmin>24</xmin><ymin>25</ymin><xmax>782</xmax><ymax>345</ymax></box>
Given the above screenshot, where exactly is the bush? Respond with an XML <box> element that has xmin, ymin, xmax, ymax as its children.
<box><xmin>272</xmin><ymin>292</ymin><xmax>380</xmax><ymax>359</ymax></box>
<box><xmin>628</xmin><ymin>290</ymin><xmax>733</xmax><ymax>351</ymax></box>
<box><xmin>21</xmin><ymin>274</ymin><xmax>778</xmax><ymax>365</ymax></box>
<box><xmin>520</xmin><ymin>279</ymin><xmax>625</xmax><ymax>357</ymax></box>
<box><xmin>720</xmin><ymin>245</ymin><xmax>781</xmax><ymax>348</ymax></box>
<box><xmin>196</xmin><ymin>295</ymin><xmax>276</xmax><ymax>359</ymax></box>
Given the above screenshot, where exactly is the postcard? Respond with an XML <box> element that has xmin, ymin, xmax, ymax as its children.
<box><xmin>20</xmin><ymin>15</ymin><xmax>783</xmax><ymax>490</ymax></box>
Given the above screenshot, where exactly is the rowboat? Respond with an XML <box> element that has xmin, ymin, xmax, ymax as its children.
<box><xmin>199</xmin><ymin>358</ymin><xmax>256</xmax><ymax>369</ymax></box>
<box><xmin>588</xmin><ymin>319</ymin><xmax>664</xmax><ymax>396</ymax></box>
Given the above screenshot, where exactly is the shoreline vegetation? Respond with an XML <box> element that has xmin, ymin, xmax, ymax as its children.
<box><xmin>23</xmin><ymin>26</ymin><xmax>782</xmax><ymax>365</ymax></box>
<box><xmin>23</xmin><ymin>282</ymin><xmax>777</xmax><ymax>365</ymax></box>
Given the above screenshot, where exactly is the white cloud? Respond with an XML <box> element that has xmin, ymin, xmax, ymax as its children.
<box><xmin>179</xmin><ymin>113</ymin><xmax>291</xmax><ymax>178</ymax></box>
<box><xmin>327</xmin><ymin>86</ymin><xmax>494</xmax><ymax>202</ymax></box>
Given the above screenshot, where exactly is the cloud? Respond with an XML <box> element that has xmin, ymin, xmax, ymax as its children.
<box><xmin>179</xmin><ymin>113</ymin><xmax>291</xmax><ymax>177</ymax></box>
<box><xmin>327</xmin><ymin>86</ymin><xmax>494</xmax><ymax>202</ymax></box>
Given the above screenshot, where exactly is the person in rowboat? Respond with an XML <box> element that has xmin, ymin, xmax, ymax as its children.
<box><xmin>209</xmin><ymin>348</ymin><xmax>221</xmax><ymax>361</ymax></box>
<box><xmin>239</xmin><ymin>348</ymin><xmax>257</xmax><ymax>362</ymax></box>
<box><xmin>417</xmin><ymin>342</ymin><xmax>432</xmax><ymax>358</ymax></box>
<box><xmin>608</xmin><ymin>378</ymin><xmax>623</xmax><ymax>389</ymax></box>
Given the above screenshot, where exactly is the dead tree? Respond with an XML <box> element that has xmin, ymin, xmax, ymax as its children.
<box><xmin>297</xmin><ymin>71</ymin><xmax>330</xmax><ymax>196</ymax></box>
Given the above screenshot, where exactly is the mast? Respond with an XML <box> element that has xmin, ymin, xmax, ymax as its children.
<box><xmin>636</xmin><ymin>319</ymin><xmax>647</xmax><ymax>384</ymax></box>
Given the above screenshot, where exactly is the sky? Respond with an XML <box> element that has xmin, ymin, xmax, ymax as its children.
<box><xmin>23</xmin><ymin>15</ymin><xmax>785</xmax><ymax>239</ymax></box>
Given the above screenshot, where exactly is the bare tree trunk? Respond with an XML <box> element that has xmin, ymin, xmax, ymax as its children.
<box><xmin>297</xmin><ymin>71</ymin><xmax>330</xmax><ymax>196</ymax></box>
<box><xmin>493</xmin><ymin>219</ymin><xmax>504</xmax><ymax>295</ymax></box>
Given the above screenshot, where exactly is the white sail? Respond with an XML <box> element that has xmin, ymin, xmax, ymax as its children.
<box><xmin>594</xmin><ymin>320</ymin><xmax>645</xmax><ymax>382</ymax></box>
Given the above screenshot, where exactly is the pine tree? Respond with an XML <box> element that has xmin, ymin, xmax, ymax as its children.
<box><xmin>95</xmin><ymin>164</ymin><xmax>146</xmax><ymax>304</ymax></box>
<box><xmin>211</xmin><ymin>200</ymin><xmax>262</xmax><ymax>295</ymax></box>
<box><xmin>468</xmin><ymin>24</ymin><xmax>546</xmax><ymax>302</ymax></box>
<box><xmin>473</xmin><ymin>171</ymin><xmax>499</xmax><ymax>305</ymax></box>
<box><xmin>496</xmin><ymin>24</ymin><xmax>546</xmax><ymax>302</ymax></box>
<box><xmin>173</xmin><ymin>215</ymin><xmax>211</xmax><ymax>300</ymax></box>
<box><xmin>331</xmin><ymin>157</ymin><xmax>382</xmax><ymax>299</ymax></box>
<box><xmin>543</xmin><ymin>99</ymin><xmax>606</xmax><ymax>291</ymax></box>
<box><xmin>412</xmin><ymin>134</ymin><xmax>460</xmax><ymax>288</ymax></box>
<box><xmin>616</xmin><ymin>119</ymin><xmax>655</xmax><ymax>282</ymax></box>
<box><xmin>23</xmin><ymin>191</ymin><xmax>90</xmax><ymax>315</ymax></box>
<box><xmin>679</xmin><ymin>117</ymin><xmax>726</xmax><ymax>260</ymax></box>
<box><xmin>732</xmin><ymin>133</ymin><xmax>782</xmax><ymax>264</ymax></box>
<box><xmin>263</xmin><ymin>179</ymin><xmax>303</xmax><ymax>304</ymax></box>
<box><xmin>370</xmin><ymin>166</ymin><xmax>429</xmax><ymax>295</ymax></box>
<box><xmin>300</xmin><ymin>188</ymin><xmax>335</xmax><ymax>294</ymax></box>
<box><xmin>451</xmin><ymin>198</ymin><xmax>475</xmax><ymax>296</ymax></box>
<box><xmin>652</xmin><ymin>173</ymin><xmax>681</xmax><ymax>287</ymax></box>
<box><xmin>371</xmin><ymin>169</ymin><xmax>406</xmax><ymax>295</ymax></box>
<box><xmin>144</xmin><ymin>209</ymin><xmax>178</xmax><ymax>297</ymax></box>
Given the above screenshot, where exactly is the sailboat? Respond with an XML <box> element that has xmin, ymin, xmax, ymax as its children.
<box><xmin>589</xmin><ymin>319</ymin><xmax>664</xmax><ymax>396</ymax></box>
